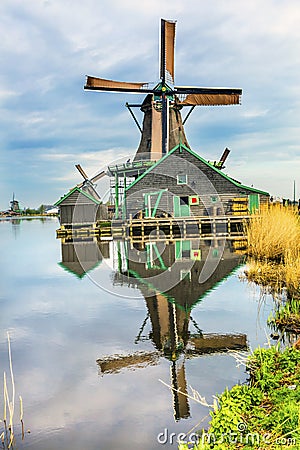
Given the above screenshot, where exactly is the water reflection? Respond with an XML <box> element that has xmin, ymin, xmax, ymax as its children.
<box><xmin>59</xmin><ymin>236</ymin><xmax>248</xmax><ymax>421</ymax></box>
<box><xmin>59</xmin><ymin>236</ymin><xmax>109</xmax><ymax>278</ymax></box>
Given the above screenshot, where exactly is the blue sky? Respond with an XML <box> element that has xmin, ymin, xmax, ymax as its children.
<box><xmin>1</xmin><ymin>0</ymin><xmax>300</xmax><ymax>210</ymax></box>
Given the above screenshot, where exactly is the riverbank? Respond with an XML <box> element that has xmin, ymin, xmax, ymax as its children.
<box><xmin>179</xmin><ymin>345</ymin><xmax>300</xmax><ymax>449</ymax></box>
<box><xmin>179</xmin><ymin>206</ymin><xmax>300</xmax><ymax>450</ymax></box>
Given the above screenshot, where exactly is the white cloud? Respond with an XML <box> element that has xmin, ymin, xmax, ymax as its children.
<box><xmin>1</xmin><ymin>0</ymin><xmax>300</xmax><ymax>207</ymax></box>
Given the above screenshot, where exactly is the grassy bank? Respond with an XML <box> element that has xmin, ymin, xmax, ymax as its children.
<box><xmin>268</xmin><ymin>298</ymin><xmax>300</xmax><ymax>335</ymax></box>
<box><xmin>179</xmin><ymin>346</ymin><xmax>300</xmax><ymax>450</ymax></box>
<box><xmin>178</xmin><ymin>206</ymin><xmax>300</xmax><ymax>450</ymax></box>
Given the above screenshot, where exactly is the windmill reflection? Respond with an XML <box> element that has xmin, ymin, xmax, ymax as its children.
<box><xmin>97</xmin><ymin>237</ymin><xmax>248</xmax><ymax>421</ymax></box>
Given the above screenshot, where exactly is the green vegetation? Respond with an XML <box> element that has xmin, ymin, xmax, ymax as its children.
<box><xmin>268</xmin><ymin>298</ymin><xmax>300</xmax><ymax>335</ymax></box>
<box><xmin>23</xmin><ymin>205</ymin><xmax>46</xmax><ymax>215</ymax></box>
<box><xmin>178</xmin><ymin>346</ymin><xmax>300</xmax><ymax>449</ymax></box>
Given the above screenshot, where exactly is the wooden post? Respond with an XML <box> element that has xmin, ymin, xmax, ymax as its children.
<box><xmin>115</xmin><ymin>173</ymin><xmax>119</xmax><ymax>219</ymax></box>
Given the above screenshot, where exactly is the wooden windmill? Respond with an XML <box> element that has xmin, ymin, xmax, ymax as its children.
<box><xmin>84</xmin><ymin>19</ymin><xmax>242</xmax><ymax>161</ymax></box>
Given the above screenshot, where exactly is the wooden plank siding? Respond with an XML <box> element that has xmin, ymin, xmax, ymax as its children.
<box><xmin>125</xmin><ymin>144</ymin><xmax>269</xmax><ymax>219</ymax></box>
<box><xmin>55</xmin><ymin>188</ymin><xmax>105</xmax><ymax>226</ymax></box>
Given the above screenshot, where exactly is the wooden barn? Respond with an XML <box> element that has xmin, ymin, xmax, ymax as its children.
<box><xmin>55</xmin><ymin>186</ymin><xmax>107</xmax><ymax>228</ymax></box>
<box><xmin>124</xmin><ymin>143</ymin><xmax>269</xmax><ymax>220</ymax></box>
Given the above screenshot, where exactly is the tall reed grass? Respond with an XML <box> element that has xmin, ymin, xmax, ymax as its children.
<box><xmin>245</xmin><ymin>205</ymin><xmax>300</xmax><ymax>300</ymax></box>
<box><xmin>1</xmin><ymin>332</ymin><xmax>24</xmax><ymax>449</ymax></box>
<box><xmin>246</xmin><ymin>204</ymin><xmax>300</xmax><ymax>261</ymax></box>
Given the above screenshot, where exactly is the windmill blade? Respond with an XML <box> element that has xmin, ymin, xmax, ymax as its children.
<box><xmin>81</xmin><ymin>184</ymin><xmax>102</xmax><ymax>202</ymax></box>
<box><xmin>175</xmin><ymin>86</ymin><xmax>242</xmax><ymax>106</ymax></box>
<box><xmin>75</xmin><ymin>164</ymin><xmax>89</xmax><ymax>180</ymax></box>
<box><xmin>97</xmin><ymin>351</ymin><xmax>160</xmax><ymax>374</ymax></box>
<box><xmin>187</xmin><ymin>333</ymin><xmax>247</xmax><ymax>355</ymax></box>
<box><xmin>160</xmin><ymin>19</ymin><xmax>176</xmax><ymax>84</ymax></box>
<box><xmin>90</xmin><ymin>170</ymin><xmax>107</xmax><ymax>184</ymax></box>
<box><xmin>84</xmin><ymin>76</ymin><xmax>152</xmax><ymax>93</ymax></box>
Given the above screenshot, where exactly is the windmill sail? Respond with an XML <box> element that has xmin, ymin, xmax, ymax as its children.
<box><xmin>177</xmin><ymin>92</ymin><xmax>241</xmax><ymax>106</ymax></box>
<box><xmin>84</xmin><ymin>19</ymin><xmax>242</xmax><ymax>161</ymax></box>
<box><xmin>75</xmin><ymin>164</ymin><xmax>89</xmax><ymax>180</ymax></box>
<box><xmin>85</xmin><ymin>76</ymin><xmax>148</xmax><ymax>92</ymax></box>
<box><xmin>90</xmin><ymin>170</ymin><xmax>106</xmax><ymax>184</ymax></box>
<box><xmin>160</xmin><ymin>19</ymin><xmax>176</xmax><ymax>83</ymax></box>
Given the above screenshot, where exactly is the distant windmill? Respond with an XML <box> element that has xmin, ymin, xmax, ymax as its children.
<box><xmin>10</xmin><ymin>193</ymin><xmax>20</xmax><ymax>213</ymax></box>
<box><xmin>84</xmin><ymin>19</ymin><xmax>242</xmax><ymax>160</ymax></box>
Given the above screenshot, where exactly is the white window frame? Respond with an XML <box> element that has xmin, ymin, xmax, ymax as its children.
<box><xmin>177</xmin><ymin>174</ymin><xmax>187</xmax><ymax>185</ymax></box>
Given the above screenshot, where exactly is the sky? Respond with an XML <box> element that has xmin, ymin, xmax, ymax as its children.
<box><xmin>1</xmin><ymin>0</ymin><xmax>300</xmax><ymax>210</ymax></box>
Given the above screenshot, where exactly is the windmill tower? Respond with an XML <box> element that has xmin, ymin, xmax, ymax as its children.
<box><xmin>84</xmin><ymin>19</ymin><xmax>242</xmax><ymax>161</ymax></box>
<box><xmin>10</xmin><ymin>193</ymin><xmax>20</xmax><ymax>213</ymax></box>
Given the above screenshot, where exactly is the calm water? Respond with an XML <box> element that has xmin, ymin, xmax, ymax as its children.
<box><xmin>0</xmin><ymin>218</ymin><xmax>275</xmax><ymax>449</ymax></box>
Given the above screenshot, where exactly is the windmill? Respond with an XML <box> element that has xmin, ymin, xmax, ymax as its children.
<box><xmin>84</xmin><ymin>19</ymin><xmax>242</xmax><ymax>161</ymax></box>
<box><xmin>75</xmin><ymin>164</ymin><xmax>106</xmax><ymax>201</ymax></box>
<box><xmin>10</xmin><ymin>193</ymin><xmax>20</xmax><ymax>213</ymax></box>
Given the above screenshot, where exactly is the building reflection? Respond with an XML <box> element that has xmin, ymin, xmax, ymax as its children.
<box><xmin>57</xmin><ymin>235</ymin><xmax>248</xmax><ymax>420</ymax></box>
<box><xmin>58</xmin><ymin>236</ymin><xmax>109</xmax><ymax>278</ymax></box>
<box><xmin>99</xmin><ymin>237</ymin><xmax>248</xmax><ymax>421</ymax></box>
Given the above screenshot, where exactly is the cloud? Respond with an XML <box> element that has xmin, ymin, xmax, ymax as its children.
<box><xmin>1</xmin><ymin>0</ymin><xmax>300</xmax><ymax>208</ymax></box>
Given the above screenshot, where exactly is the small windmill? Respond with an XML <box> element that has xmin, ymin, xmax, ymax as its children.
<box><xmin>75</xmin><ymin>163</ymin><xmax>106</xmax><ymax>200</ymax></box>
<box><xmin>10</xmin><ymin>193</ymin><xmax>20</xmax><ymax>213</ymax></box>
<box><xmin>84</xmin><ymin>19</ymin><xmax>242</xmax><ymax>160</ymax></box>
<box><xmin>75</xmin><ymin>164</ymin><xmax>106</xmax><ymax>188</ymax></box>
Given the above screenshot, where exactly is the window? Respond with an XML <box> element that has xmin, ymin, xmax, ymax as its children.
<box><xmin>177</xmin><ymin>174</ymin><xmax>187</xmax><ymax>185</ymax></box>
<box><xmin>180</xmin><ymin>196</ymin><xmax>189</xmax><ymax>205</ymax></box>
<box><xmin>189</xmin><ymin>195</ymin><xmax>199</xmax><ymax>205</ymax></box>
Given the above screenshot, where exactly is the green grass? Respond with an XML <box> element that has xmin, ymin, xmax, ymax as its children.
<box><xmin>178</xmin><ymin>346</ymin><xmax>300</xmax><ymax>450</ymax></box>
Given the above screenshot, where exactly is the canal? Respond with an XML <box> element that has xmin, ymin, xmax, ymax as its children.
<box><xmin>0</xmin><ymin>217</ymin><xmax>274</xmax><ymax>449</ymax></box>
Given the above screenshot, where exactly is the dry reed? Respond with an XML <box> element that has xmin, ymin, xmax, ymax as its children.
<box><xmin>245</xmin><ymin>205</ymin><xmax>300</xmax><ymax>299</ymax></box>
<box><xmin>246</xmin><ymin>204</ymin><xmax>300</xmax><ymax>261</ymax></box>
<box><xmin>1</xmin><ymin>332</ymin><xmax>24</xmax><ymax>449</ymax></box>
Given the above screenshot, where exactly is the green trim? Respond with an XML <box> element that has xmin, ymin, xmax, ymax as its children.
<box><xmin>125</xmin><ymin>148</ymin><xmax>177</xmax><ymax>191</ymax></box>
<box><xmin>54</xmin><ymin>186</ymin><xmax>101</xmax><ymax>206</ymax></box>
<box><xmin>185</xmin><ymin>144</ymin><xmax>269</xmax><ymax>196</ymax></box>
<box><xmin>144</xmin><ymin>189</ymin><xmax>167</xmax><ymax>218</ymax></box>
<box><xmin>125</xmin><ymin>143</ymin><xmax>269</xmax><ymax>196</ymax></box>
<box><xmin>58</xmin><ymin>259</ymin><xmax>102</xmax><ymax>279</ymax></box>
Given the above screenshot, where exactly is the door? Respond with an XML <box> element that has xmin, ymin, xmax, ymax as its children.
<box><xmin>173</xmin><ymin>196</ymin><xmax>190</xmax><ymax>217</ymax></box>
<box><xmin>248</xmin><ymin>194</ymin><xmax>260</xmax><ymax>213</ymax></box>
